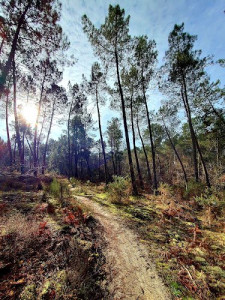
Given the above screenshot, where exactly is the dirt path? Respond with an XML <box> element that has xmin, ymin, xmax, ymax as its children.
<box><xmin>73</xmin><ymin>194</ymin><xmax>171</xmax><ymax>300</ymax></box>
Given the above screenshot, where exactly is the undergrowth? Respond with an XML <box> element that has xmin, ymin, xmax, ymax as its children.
<box><xmin>0</xmin><ymin>175</ymin><xmax>107</xmax><ymax>299</ymax></box>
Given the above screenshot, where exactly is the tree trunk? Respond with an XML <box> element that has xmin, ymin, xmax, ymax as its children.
<box><xmin>162</xmin><ymin>117</ymin><xmax>188</xmax><ymax>185</ymax></box>
<box><xmin>33</xmin><ymin>69</ymin><xmax>46</xmax><ymax>176</ymax></box>
<box><xmin>5</xmin><ymin>90</ymin><xmax>13</xmax><ymax>165</ymax></box>
<box><xmin>181</xmin><ymin>74</ymin><xmax>210</xmax><ymax>187</ymax></box>
<box><xmin>42</xmin><ymin>100</ymin><xmax>55</xmax><ymax>174</ymax></box>
<box><xmin>67</xmin><ymin>103</ymin><xmax>73</xmax><ymax>178</ymax></box>
<box><xmin>142</xmin><ymin>85</ymin><xmax>158</xmax><ymax>191</ymax></box>
<box><xmin>96</xmin><ymin>86</ymin><xmax>108</xmax><ymax>184</ymax></box>
<box><xmin>181</xmin><ymin>86</ymin><xmax>198</xmax><ymax>182</ymax></box>
<box><xmin>13</xmin><ymin>59</ymin><xmax>24</xmax><ymax>174</ymax></box>
<box><xmin>115</xmin><ymin>49</ymin><xmax>137</xmax><ymax>195</ymax></box>
<box><xmin>0</xmin><ymin>38</ymin><xmax>5</xmax><ymax>55</ymax></box>
<box><xmin>111</xmin><ymin>140</ymin><xmax>116</xmax><ymax>175</ymax></box>
<box><xmin>137</xmin><ymin>116</ymin><xmax>152</xmax><ymax>186</ymax></box>
<box><xmin>130</xmin><ymin>95</ymin><xmax>144</xmax><ymax>189</ymax></box>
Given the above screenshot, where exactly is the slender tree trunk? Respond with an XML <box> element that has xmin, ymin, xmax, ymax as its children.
<box><xmin>115</xmin><ymin>49</ymin><xmax>137</xmax><ymax>195</ymax></box>
<box><xmin>13</xmin><ymin>138</ymin><xmax>16</xmax><ymax>164</ymax></box>
<box><xmin>162</xmin><ymin>117</ymin><xmax>188</xmax><ymax>185</ymax></box>
<box><xmin>96</xmin><ymin>86</ymin><xmax>108</xmax><ymax>184</ymax></box>
<box><xmin>33</xmin><ymin>69</ymin><xmax>46</xmax><ymax>176</ymax></box>
<box><xmin>142</xmin><ymin>84</ymin><xmax>158</xmax><ymax>191</ymax></box>
<box><xmin>25</xmin><ymin>134</ymin><xmax>33</xmax><ymax>159</ymax></box>
<box><xmin>137</xmin><ymin>116</ymin><xmax>152</xmax><ymax>186</ymax></box>
<box><xmin>181</xmin><ymin>75</ymin><xmax>210</xmax><ymax>187</ymax></box>
<box><xmin>0</xmin><ymin>38</ymin><xmax>5</xmax><ymax>55</ymax></box>
<box><xmin>13</xmin><ymin>59</ymin><xmax>24</xmax><ymax>174</ymax></box>
<box><xmin>181</xmin><ymin>86</ymin><xmax>198</xmax><ymax>182</ymax></box>
<box><xmin>5</xmin><ymin>90</ymin><xmax>13</xmax><ymax>165</ymax></box>
<box><xmin>42</xmin><ymin>100</ymin><xmax>55</xmax><ymax>174</ymax></box>
<box><xmin>36</xmin><ymin>109</ymin><xmax>46</xmax><ymax>168</ymax></box>
<box><xmin>111</xmin><ymin>140</ymin><xmax>116</xmax><ymax>175</ymax></box>
<box><xmin>98</xmin><ymin>150</ymin><xmax>101</xmax><ymax>180</ymax></box>
<box><xmin>22</xmin><ymin>132</ymin><xmax>25</xmax><ymax>170</ymax></box>
<box><xmin>74</xmin><ymin>133</ymin><xmax>78</xmax><ymax>178</ymax></box>
<box><xmin>86</xmin><ymin>157</ymin><xmax>92</xmax><ymax>180</ymax></box>
<box><xmin>67</xmin><ymin>103</ymin><xmax>73</xmax><ymax>177</ymax></box>
<box><xmin>0</xmin><ymin>1</ymin><xmax>31</xmax><ymax>92</ymax></box>
<box><xmin>130</xmin><ymin>95</ymin><xmax>144</xmax><ymax>189</ymax></box>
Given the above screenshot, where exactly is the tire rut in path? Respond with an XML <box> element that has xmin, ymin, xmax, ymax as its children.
<box><xmin>74</xmin><ymin>194</ymin><xmax>171</xmax><ymax>300</ymax></box>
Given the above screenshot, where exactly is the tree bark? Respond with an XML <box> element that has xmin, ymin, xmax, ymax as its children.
<box><xmin>130</xmin><ymin>95</ymin><xmax>144</xmax><ymax>189</ymax></box>
<box><xmin>42</xmin><ymin>99</ymin><xmax>56</xmax><ymax>174</ymax></box>
<box><xmin>181</xmin><ymin>74</ymin><xmax>210</xmax><ymax>187</ymax></box>
<box><xmin>5</xmin><ymin>90</ymin><xmax>13</xmax><ymax>165</ymax></box>
<box><xmin>33</xmin><ymin>69</ymin><xmax>46</xmax><ymax>176</ymax></box>
<box><xmin>142</xmin><ymin>85</ymin><xmax>158</xmax><ymax>191</ymax></box>
<box><xmin>110</xmin><ymin>140</ymin><xmax>116</xmax><ymax>175</ymax></box>
<box><xmin>137</xmin><ymin>116</ymin><xmax>152</xmax><ymax>186</ymax></box>
<box><xmin>115</xmin><ymin>49</ymin><xmax>138</xmax><ymax>195</ymax></box>
<box><xmin>162</xmin><ymin>117</ymin><xmax>188</xmax><ymax>185</ymax></box>
<box><xmin>67</xmin><ymin>102</ymin><xmax>73</xmax><ymax>178</ymax></box>
<box><xmin>96</xmin><ymin>86</ymin><xmax>108</xmax><ymax>184</ymax></box>
<box><xmin>13</xmin><ymin>59</ymin><xmax>24</xmax><ymax>174</ymax></box>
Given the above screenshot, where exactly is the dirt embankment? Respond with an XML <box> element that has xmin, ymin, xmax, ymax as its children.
<box><xmin>73</xmin><ymin>194</ymin><xmax>171</xmax><ymax>300</ymax></box>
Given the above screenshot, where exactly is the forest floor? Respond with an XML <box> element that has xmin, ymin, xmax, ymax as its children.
<box><xmin>0</xmin><ymin>173</ymin><xmax>225</xmax><ymax>299</ymax></box>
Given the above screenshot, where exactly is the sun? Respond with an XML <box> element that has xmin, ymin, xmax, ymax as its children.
<box><xmin>20</xmin><ymin>103</ymin><xmax>38</xmax><ymax>127</ymax></box>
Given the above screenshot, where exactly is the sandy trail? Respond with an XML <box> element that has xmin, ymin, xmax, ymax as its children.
<box><xmin>74</xmin><ymin>194</ymin><xmax>171</xmax><ymax>300</ymax></box>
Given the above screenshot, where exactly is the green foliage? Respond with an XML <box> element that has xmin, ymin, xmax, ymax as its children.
<box><xmin>195</xmin><ymin>192</ymin><xmax>220</xmax><ymax>207</ymax></box>
<box><xmin>183</xmin><ymin>180</ymin><xmax>206</xmax><ymax>199</ymax></box>
<box><xmin>170</xmin><ymin>281</ymin><xmax>184</xmax><ymax>297</ymax></box>
<box><xmin>158</xmin><ymin>183</ymin><xmax>174</xmax><ymax>199</ymax></box>
<box><xmin>107</xmin><ymin>176</ymin><xmax>131</xmax><ymax>204</ymax></box>
<box><xmin>49</xmin><ymin>178</ymin><xmax>61</xmax><ymax>198</ymax></box>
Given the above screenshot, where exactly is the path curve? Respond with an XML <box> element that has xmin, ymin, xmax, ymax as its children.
<box><xmin>73</xmin><ymin>194</ymin><xmax>171</xmax><ymax>300</ymax></box>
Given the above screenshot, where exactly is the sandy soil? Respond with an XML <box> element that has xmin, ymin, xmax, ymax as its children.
<box><xmin>73</xmin><ymin>194</ymin><xmax>171</xmax><ymax>300</ymax></box>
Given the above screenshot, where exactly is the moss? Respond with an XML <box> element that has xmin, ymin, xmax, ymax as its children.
<box><xmin>170</xmin><ymin>281</ymin><xmax>184</xmax><ymax>297</ymax></box>
<box><xmin>195</xmin><ymin>256</ymin><xmax>207</xmax><ymax>265</ymax></box>
<box><xmin>96</xmin><ymin>193</ymin><xmax>107</xmax><ymax>200</ymax></box>
<box><xmin>20</xmin><ymin>284</ymin><xmax>36</xmax><ymax>300</ymax></box>
<box><xmin>77</xmin><ymin>239</ymin><xmax>92</xmax><ymax>251</ymax></box>
<box><xmin>204</xmin><ymin>266</ymin><xmax>225</xmax><ymax>279</ymax></box>
<box><xmin>38</xmin><ymin>271</ymin><xmax>68</xmax><ymax>299</ymax></box>
<box><xmin>39</xmin><ymin>280</ymin><xmax>52</xmax><ymax>298</ymax></box>
<box><xmin>191</xmin><ymin>247</ymin><xmax>207</xmax><ymax>257</ymax></box>
<box><xmin>55</xmin><ymin>270</ymin><xmax>67</xmax><ymax>294</ymax></box>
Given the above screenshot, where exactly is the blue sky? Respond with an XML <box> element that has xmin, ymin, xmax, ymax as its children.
<box><xmin>58</xmin><ymin>0</ymin><xmax>225</xmax><ymax>138</ymax></box>
<box><xmin>1</xmin><ymin>0</ymin><xmax>224</xmax><ymax>140</ymax></box>
<box><xmin>60</xmin><ymin>0</ymin><xmax>225</xmax><ymax>85</ymax></box>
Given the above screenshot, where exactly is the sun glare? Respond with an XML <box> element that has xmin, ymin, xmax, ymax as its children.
<box><xmin>20</xmin><ymin>103</ymin><xmax>37</xmax><ymax>126</ymax></box>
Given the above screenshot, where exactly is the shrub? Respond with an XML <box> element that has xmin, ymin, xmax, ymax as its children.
<box><xmin>107</xmin><ymin>176</ymin><xmax>131</xmax><ymax>204</ymax></box>
<box><xmin>158</xmin><ymin>183</ymin><xmax>174</xmax><ymax>201</ymax></box>
<box><xmin>183</xmin><ymin>180</ymin><xmax>206</xmax><ymax>199</ymax></box>
<box><xmin>49</xmin><ymin>178</ymin><xmax>61</xmax><ymax>198</ymax></box>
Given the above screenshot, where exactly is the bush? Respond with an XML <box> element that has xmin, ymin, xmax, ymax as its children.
<box><xmin>107</xmin><ymin>176</ymin><xmax>131</xmax><ymax>204</ymax></box>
